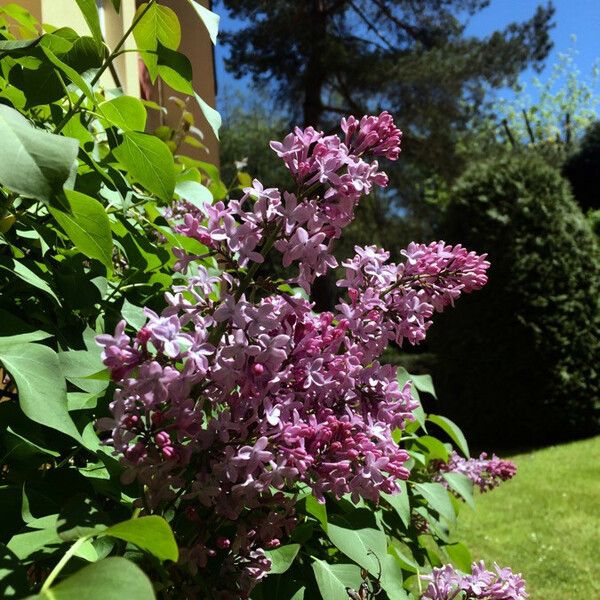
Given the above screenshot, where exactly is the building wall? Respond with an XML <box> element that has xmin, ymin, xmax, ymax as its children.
<box><xmin>0</xmin><ymin>0</ymin><xmax>218</xmax><ymax>163</ymax></box>
<box><xmin>143</xmin><ymin>0</ymin><xmax>219</xmax><ymax>165</ymax></box>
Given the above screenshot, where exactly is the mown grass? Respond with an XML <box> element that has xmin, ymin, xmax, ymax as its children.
<box><xmin>455</xmin><ymin>436</ymin><xmax>600</xmax><ymax>600</ymax></box>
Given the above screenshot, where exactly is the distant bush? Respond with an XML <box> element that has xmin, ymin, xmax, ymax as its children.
<box><xmin>563</xmin><ymin>120</ymin><xmax>600</xmax><ymax>212</ymax></box>
<box><xmin>432</xmin><ymin>152</ymin><xmax>600</xmax><ymax>446</ymax></box>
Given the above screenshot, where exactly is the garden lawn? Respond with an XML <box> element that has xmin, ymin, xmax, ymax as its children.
<box><xmin>455</xmin><ymin>436</ymin><xmax>600</xmax><ymax>599</ymax></box>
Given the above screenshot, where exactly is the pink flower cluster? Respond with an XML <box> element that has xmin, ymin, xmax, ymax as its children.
<box><xmin>174</xmin><ymin>113</ymin><xmax>397</xmax><ymax>291</ymax></box>
<box><xmin>96</xmin><ymin>113</ymin><xmax>491</xmax><ymax>596</ymax></box>
<box><xmin>337</xmin><ymin>242</ymin><xmax>490</xmax><ymax>359</ymax></box>
<box><xmin>422</xmin><ymin>561</ymin><xmax>528</xmax><ymax>600</ymax></box>
<box><xmin>433</xmin><ymin>451</ymin><xmax>517</xmax><ymax>493</ymax></box>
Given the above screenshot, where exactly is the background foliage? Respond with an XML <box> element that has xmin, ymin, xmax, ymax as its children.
<box><xmin>431</xmin><ymin>152</ymin><xmax>600</xmax><ymax>446</ymax></box>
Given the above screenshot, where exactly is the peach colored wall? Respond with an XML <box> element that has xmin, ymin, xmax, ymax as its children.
<box><xmin>144</xmin><ymin>0</ymin><xmax>219</xmax><ymax>165</ymax></box>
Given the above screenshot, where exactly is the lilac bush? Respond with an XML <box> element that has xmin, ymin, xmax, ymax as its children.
<box><xmin>95</xmin><ymin>112</ymin><xmax>519</xmax><ymax>598</ymax></box>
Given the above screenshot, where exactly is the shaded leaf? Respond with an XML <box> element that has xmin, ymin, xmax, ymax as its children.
<box><xmin>0</xmin><ymin>259</ymin><xmax>60</xmax><ymax>304</ymax></box>
<box><xmin>0</xmin><ymin>105</ymin><xmax>78</xmax><ymax>202</ymax></box>
<box><xmin>0</xmin><ymin>342</ymin><xmax>80</xmax><ymax>441</ymax></box>
<box><xmin>157</xmin><ymin>45</ymin><xmax>193</xmax><ymax>94</ymax></box>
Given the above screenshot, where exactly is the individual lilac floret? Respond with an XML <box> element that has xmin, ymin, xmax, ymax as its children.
<box><xmin>422</xmin><ymin>561</ymin><xmax>528</xmax><ymax>600</ymax></box>
<box><xmin>433</xmin><ymin>451</ymin><xmax>517</xmax><ymax>493</ymax></box>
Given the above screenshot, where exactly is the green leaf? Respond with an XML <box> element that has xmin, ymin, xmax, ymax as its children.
<box><xmin>0</xmin><ymin>105</ymin><xmax>78</xmax><ymax>202</ymax></box>
<box><xmin>1</xmin><ymin>260</ymin><xmax>61</xmax><ymax>305</ymax></box>
<box><xmin>413</xmin><ymin>482</ymin><xmax>456</xmax><ymax>524</ymax></box>
<box><xmin>59</xmin><ymin>348</ymin><xmax>107</xmax><ymax>395</ymax></box>
<box><xmin>175</xmin><ymin>180</ymin><xmax>212</xmax><ymax>210</ymax></box>
<box><xmin>379</xmin><ymin>554</ymin><xmax>407</xmax><ymax>600</ymax></box>
<box><xmin>121</xmin><ymin>299</ymin><xmax>147</xmax><ymax>330</ymax></box>
<box><xmin>414</xmin><ymin>435</ymin><xmax>449</xmax><ymax>463</ymax></box>
<box><xmin>50</xmin><ymin>190</ymin><xmax>113</xmax><ymax>271</ymax></box>
<box><xmin>442</xmin><ymin>472</ymin><xmax>475</xmax><ymax>509</ymax></box>
<box><xmin>99</xmin><ymin>96</ymin><xmax>147</xmax><ymax>131</ymax></box>
<box><xmin>311</xmin><ymin>560</ymin><xmax>362</xmax><ymax>600</ymax></box>
<box><xmin>187</xmin><ymin>0</ymin><xmax>220</xmax><ymax>45</ymax></box>
<box><xmin>0</xmin><ymin>37</ymin><xmax>41</xmax><ymax>51</ymax></box>
<box><xmin>7</xmin><ymin>525</ymin><xmax>62</xmax><ymax>560</ymax></box>
<box><xmin>102</xmin><ymin>516</ymin><xmax>178</xmax><ymax>562</ymax></box>
<box><xmin>26</xmin><ymin>557</ymin><xmax>156</xmax><ymax>600</ymax></box>
<box><xmin>113</xmin><ymin>132</ymin><xmax>175</xmax><ymax>202</ymax></box>
<box><xmin>157</xmin><ymin>45</ymin><xmax>193</xmax><ymax>94</ymax></box>
<box><xmin>110</xmin><ymin>0</ymin><xmax>121</xmax><ymax>12</ymax></box>
<box><xmin>389</xmin><ymin>543</ymin><xmax>419</xmax><ymax>573</ymax></box>
<box><xmin>194</xmin><ymin>93</ymin><xmax>221</xmax><ymax>140</ymax></box>
<box><xmin>0</xmin><ymin>342</ymin><xmax>80</xmax><ymax>441</ymax></box>
<box><xmin>305</xmin><ymin>495</ymin><xmax>327</xmax><ymax>528</ymax></box>
<box><xmin>427</xmin><ymin>414</ymin><xmax>470</xmax><ymax>458</ymax></box>
<box><xmin>75</xmin><ymin>0</ymin><xmax>104</xmax><ymax>45</ymax></box>
<box><xmin>409</xmin><ymin>373</ymin><xmax>437</xmax><ymax>398</ymax></box>
<box><xmin>445</xmin><ymin>542</ymin><xmax>472</xmax><ymax>572</ymax></box>
<box><xmin>133</xmin><ymin>2</ymin><xmax>181</xmax><ymax>79</ymax></box>
<box><xmin>381</xmin><ymin>481</ymin><xmax>410</xmax><ymax>528</ymax></box>
<box><xmin>326</xmin><ymin>522</ymin><xmax>387</xmax><ymax>576</ymax></box>
<box><xmin>265</xmin><ymin>544</ymin><xmax>300</xmax><ymax>575</ymax></box>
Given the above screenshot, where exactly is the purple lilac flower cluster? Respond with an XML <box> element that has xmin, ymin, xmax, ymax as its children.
<box><xmin>337</xmin><ymin>242</ymin><xmax>490</xmax><ymax>358</ymax></box>
<box><xmin>433</xmin><ymin>451</ymin><xmax>517</xmax><ymax>493</ymax></box>
<box><xmin>174</xmin><ymin>111</ymin><xmax>400</xmax><ymax>291</ymax></box>
<box><xmin>97</xmin><ymin>113</ymin><xmax>490</xmax><ymax>597</ymax></box>
<box><xmin>422</xmin><ymin>561</ymin><xmax>528</xmax><ymax>600</ymax></box>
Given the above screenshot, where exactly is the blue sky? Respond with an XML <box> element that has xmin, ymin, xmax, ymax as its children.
<box><xmin>214</xmin><ymin>0</ymin><xmax>600</xmax><ymax>110</ymax></box>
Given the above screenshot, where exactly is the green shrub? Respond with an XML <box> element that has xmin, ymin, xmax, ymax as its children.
<box><xmin>563</xmin><ymin>120</ymin><xmax>600</xmax><ymax>212</ymax></box>
<box><xmin>431</xmin><ymin>152</ymin><xmax>600</xmax><ymax>446</ymax></box>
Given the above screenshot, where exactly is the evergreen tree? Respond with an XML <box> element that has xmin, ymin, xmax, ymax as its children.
<box><xmin>219</xmin><ymin>0</ymin><xmax>555</xmax><ymax>188</ymax></box>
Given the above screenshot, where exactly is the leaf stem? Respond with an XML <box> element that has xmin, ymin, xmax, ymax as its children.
<box><xmin>40</xmin><ymin>536</ymin><xmax>89</xmax><ymax>593</ymax></box>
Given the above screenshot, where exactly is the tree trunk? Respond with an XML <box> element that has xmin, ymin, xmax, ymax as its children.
<box><xmin>302</xmin><ymin>1</ymin><xmax>327</xmax><ymax>127</ymax></box>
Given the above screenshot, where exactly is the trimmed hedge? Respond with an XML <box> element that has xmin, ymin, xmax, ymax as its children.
<box><xmin>431</xmin><ymin>152</ymin><xmax>600</xmax><ymax>446</ymax></box>
<box><xmin>563</xmin><ymin>121</ymin><xmax>600</xmax><ymax>212</ymax></box>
